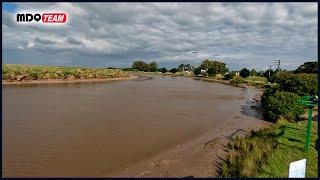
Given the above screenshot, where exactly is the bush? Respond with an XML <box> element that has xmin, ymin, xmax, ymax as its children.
<box><xmin>223</xmin><ymin>73</ymin><xmax>232</xmax><ymax>80</ymax></box>
<box><xmin>271</xmin><ymin>73</ymin><xmax>318</xmax><ymax>96</ymax></box>
<box><xmin>219</xmin><ymin>127</ymin><xmax>279</xmax><ymax>177</ymax></box>
<box><xmin>230</xmin><ymin>76</ymin><xmax>244</xmax><ymax>85</ymax></box>
<box><xmin>158</xmin><ymin>67</ymin><xmax>168</xmax><ymax>73</ymax></box>
<box><xmin>261</xmin><ymin>91</ymin><xmax>304</xmax><ymax>121</ymax></box>
<box><xmin>122</xmin><ymin>68</ymin><xmax>135</xmax><ymax>71</ymax></box>
<box><xmin>2</xmin><ymin>64</ymin><xmax>129</xmax><ymax>80</ymax></box>
<box><xmin>240</xmin><ymin>68</ymin><xmax>250</xmax><ymax>78</ymax></box>
<box><xmin>294</xmin><ymin>61</ymin><xmax>318</xmax><ymax>74</ymax></box>
<box><xmin>223</xmin><ymin>72</ymin><xmax>236</xmax><ymax>80</ymax></box>
<box><xmin>194</xmin><ymin>68</ymin><xmax>201</xmax><ymax>76</ymax></box>
<box><xmin>169</xmin><ymin>68</ymin><xmax>177</xmax><ymax>74</ymax></box>
<box><xmin>215</xmin><ymin>74</ymin><xmax>224</xmax><ymax>80</ymax></box>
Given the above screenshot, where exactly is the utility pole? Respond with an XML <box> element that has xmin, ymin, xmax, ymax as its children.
<box><xmin>275</xmin><ymin>60</ymin><xmax>280</xmax><ymax>75</ymax></box>
<box><xmin>268</xmin><ymin>65</ymin><xmax>271</xmax><ymax>79</ymax></box>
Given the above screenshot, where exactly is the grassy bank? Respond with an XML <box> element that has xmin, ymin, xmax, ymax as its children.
<box><xmin>2</xmin><ymin>64</ymin><xmax>129</xmax><ymax>81</ymax></box>
<box><xmin>219</xmin><ymin>118</ymin><xmax>318</xmax><ymax>178</ymax></box>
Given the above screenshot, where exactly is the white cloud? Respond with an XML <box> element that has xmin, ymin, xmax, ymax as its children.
<box><xmin>2</xmin><ymin>2</ymin><xmax>318</xmax><ymax>70</ymax></box>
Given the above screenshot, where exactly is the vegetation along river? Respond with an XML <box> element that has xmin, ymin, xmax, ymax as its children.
<box><xmin>3</xmin><ymin>75</ymin><xmax>270</xmax><ymax>177</ymax></box>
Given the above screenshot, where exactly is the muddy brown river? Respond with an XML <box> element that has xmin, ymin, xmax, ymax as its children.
<box><xmin>2</xmin><ymin>76</ymin><xmax>269</xmax><ymax>177</ymax></box>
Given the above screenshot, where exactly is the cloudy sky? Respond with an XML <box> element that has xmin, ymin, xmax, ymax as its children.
<box><xmin>2</xmin><ymin>2</ymin><xmax>318</xmax><ymax>70</ymax></box>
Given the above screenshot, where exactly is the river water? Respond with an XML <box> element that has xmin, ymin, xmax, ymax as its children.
<box><xmin>3</xmin><ymin>76</ymin><xmax>263</xmax><ymax>177</ymax></box>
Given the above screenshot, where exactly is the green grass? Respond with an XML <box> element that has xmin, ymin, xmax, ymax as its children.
<box><xmin>2</xmin><ymin>64</ymin><xmax>129</xmax><ymax>80</ymax></box>
<box><xmin>244</xmin><ymin>76</ymin><xmax>268</xmax><ymax>87</ymax></box>
<box><xmin>219</xmin><ymin>118</ymin><xmax>318</xmax><ymax>178</ymax></box>
<box><xmin>245</xmin><ymin>76</ymin><xmax>268</xmax><ymax>82</ymax></box>
<box><xmin>258</xmin><ymin>120</ymin><xmax>318</xmax><ymax>178</ymax></box>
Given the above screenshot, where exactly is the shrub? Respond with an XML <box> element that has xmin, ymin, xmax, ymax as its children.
<box><xmin>2</xmin><ymin>64</ymin><xmax>128</xmax><ymax>80</ymax></box>
<box><xmin>158</xmin><ymin>67</ymin><xmax>168</xmax><ymax>73</ymax></box>
<box><xmin>169</xmin><ymin>68</ymin><xmax>177</xmax><ymax>74</ymax></box>
<box><xmin>219</xmin><ymin>128</ymin><xmax>279</xmax><ymax>177</ymax></box>
<box><xmin>29</xmin><ymin>72</ymin><xmax>39</xmax><ymax>80</ymax></box>
<box><xmin>230</xmin><ymin>76</ymin><xmax>244</xmax><ymax>85</ymax></box>
<box><xmin>271</xmin><ymin>73</ymin><xmax>318</xmax><ymax>96</ymax></box>
<box><xmin>223</xmin><ymin>72</ymin><xmax>236</xmax><ymax>80</ymax></box>
<box><xmin>194</xmin><ymin>68</ymin><xmax>201</xmax><ymax>76</ymax></box>
<box><xmin>294</xmin><ymin>61</ymin><xmax>318</xmax><ymax>74</ymax></box>
<box><xmin>215</xmin><ymin>74</ymin><xmax>224</xmax><ymax>80</ymax></box>
<box><xmin>261</xmin><ymin>91</ymin><xmax>304</xmax><ymax>121</ymax></box>
<box><xmin>122</xmin><ymin>68</ymin><xmax>135</xmax><ymax>71</ymax></box>
<box><xmin>223</xmin><ymin>73</ymin><xmax>232</xmax><ymax>80</ymax></box>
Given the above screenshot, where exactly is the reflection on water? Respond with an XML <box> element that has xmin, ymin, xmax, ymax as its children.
<box><xmin>3</xmin><ymin>76</ymin><xmax>256</xmax><ymax>177</ymax></box>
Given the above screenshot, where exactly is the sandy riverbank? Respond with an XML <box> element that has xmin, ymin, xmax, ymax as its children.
<box><xmin>2</xmin><ymin>75</ymin><xmax>138</xmax><ymax>85</ymax></box>
<box><xmin>109</xmin><ymin>88</ymin><xmax>272</xmax><ymax>177</ymax></box>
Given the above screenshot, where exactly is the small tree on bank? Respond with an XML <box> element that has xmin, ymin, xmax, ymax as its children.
<box><xmin>240</xmin><ymin>68</ymin><xmax>250</xmax><ymax>78</ymax></box>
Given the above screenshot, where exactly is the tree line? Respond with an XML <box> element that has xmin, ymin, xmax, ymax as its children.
<box><xmin>125</xmin><ymin>60</ymin><xmax>317</xmax><ymax>80</ymax></box>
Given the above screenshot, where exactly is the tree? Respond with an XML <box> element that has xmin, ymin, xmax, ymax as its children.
<box><xmin>207</xmin><ymin>67</ymin><xmax>216</xmax><ymax>76</ymax></box>
<box><xmin>132</xmin><ymin>61</ymin><xmax>148</xmax><ymax>71</ymax></box>
<box><xmin>294</xmin><ymin>61</ymin><xmax>318</xmax><ymax>74</ymax></box>
<box><xmin>250</xmin><ymin>69</ymin><xmax>257</xmax><ymax>76</ymax></box>
<box><xmin>256</xmin><ymin>71</ymin><xmax>264</xmax><ymax>77</ymax></box>
<box><xmin>271</xmin><ymin>72</ymin><xmax>318</xmax><ymax>96</ymax></box>
<box><xmin>169</xmin><ymin>68</ymin><xmax>177</xmax><ymax>74</ymax></box>
<box><xmin>194</xmin><ymin>68</ymin><xmax>201</xmax><ymax>76</ymax></box>
<box><xmin>199</xmin><ymin>59</ymin><xmax>211</xmax><ymax>70</ymax></box>
<box><xmin>240</xmin><ymin>68</ymin><xmax>250</xmax><ymax>78</ymax></box>
<box><xmin>199</xmin><ymin>59</ymin><xmax>226</xmax><ymax>74</ymax></box>
<box><xmin>132</xmin><ymin>60</ymin><xmax>158</xmax><ymax>72</ymax></box>
<box><xmin>149</xmin><ymin>61</ymin><xmax>158</xmax><ymax>72</ymax></box>
<box><xmin>178</xmin><ymin>64</ymin><xmax>192</xmax><ymax>72</ymax></box>
<box><xmin>178</xmin><ymin>64</ymin><xmax>185</xmax><ymax>72</ymax></box>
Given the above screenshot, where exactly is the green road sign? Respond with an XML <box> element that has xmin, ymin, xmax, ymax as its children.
<box><xmin>298</xmin><ymin>96</ymin><xmax>318</xmax><ymax>152</ymax></box>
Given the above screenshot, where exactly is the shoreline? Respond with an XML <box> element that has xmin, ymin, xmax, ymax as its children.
<box><xmin>2</xmin><ymin>75</ymin><xmax>138</xmax><ymax>85</ymax></box>
<box><xmin>192</xmin><ymin>76</ymin><xmax>245</xmax><ymax>88</ymax></box>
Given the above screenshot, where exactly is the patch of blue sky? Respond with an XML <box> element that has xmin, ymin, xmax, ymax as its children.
<box><xmin>3</xmin><ymin>3</ymin><xmax>18</xmax><ymax>13</ymax></box>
